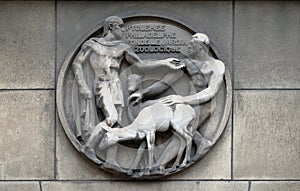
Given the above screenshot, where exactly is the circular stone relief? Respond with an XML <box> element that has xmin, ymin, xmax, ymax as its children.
<box><xmin>57</xmin><ymin>13</ymin><xmax>232</xmax><ymax>178</ymax></box>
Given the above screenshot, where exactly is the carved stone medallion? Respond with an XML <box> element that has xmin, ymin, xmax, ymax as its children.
<box><xmin>57</xmin><ymin>13</ymin><xmax>232</xmax><ymax>178</ymax></box>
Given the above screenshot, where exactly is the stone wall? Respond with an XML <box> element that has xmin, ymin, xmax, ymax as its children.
<box><xmin>0</xmin><ymin>1</ymin><xmax>299</xmax><ymax>191</ymax></box>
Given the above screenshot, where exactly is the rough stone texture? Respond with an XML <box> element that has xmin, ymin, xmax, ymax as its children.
<box><xmin>0</xmin><ymin>91</ymin><xmax>54</xmax><ymax>180</ymax></box>
<box><xmin>57</xmin><ymin>1</ymin><xmax>232</xmax><ymax>76</ymax></box>
<box><xmin>235</xmin><ymin>1</ymin><xmax>300</xmax><ymax>89</ymax></box>
<box><xmin>251</xmin><ymin>181</ymin><xmax>300</xmax><ymax>191</ymax></box>
<box><xmin>56</xmin><ymin>120</ymin><xmax>116</xmax><ymax>180</ymax></box>
<box><xmin>0</xmin><ymin>1</ymin><xmax>55</xmax><ymax>89</ymax></box>
<box><xmin>234</xmin><ymin>90</ymin><xmax>300</xmax><ymax>179</ymax></box>
<box><xmin>250</xmin><ymin>182</ymin><xmax>300</xmax><ymax>191</ymax></box>
<box><xmin>0</xmin><ymin>182</ymin><xmax>40</xmax><ymax>191</ymax></box>
<box><xmin>42</xmin><ymin>181</ymin><xmax>248</xmax><ymax>191</ymax></box>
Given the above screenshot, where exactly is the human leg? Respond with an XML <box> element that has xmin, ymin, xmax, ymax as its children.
<box><xmin>95</xmin><ymin>82</ymin><xmax>119</xmax><ymax>126</ymax></box>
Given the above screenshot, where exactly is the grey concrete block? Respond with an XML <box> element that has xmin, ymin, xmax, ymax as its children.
<box><xmin>235</xmin><ymin>2</ymin><xmax>300</xmax><ymax>88</ymax></box>
<box><xmin>251</xmin><ymin>181</ymin><xmax>300</xmax><ymax>191</ymax></box>
<box><xmin>0</xmin><ymin>91</ymin><xmax>54</xmax><ymax>180</ymax></box>
<box><xmin>233</xmin><ymin>90</ymin><xmax>300</xmax><ymax>179</ymax></box>
<box><xmin>0</xmin><ymin>1</ymin><xmax>55</xmax><ymax>89</ymax></box>
<box><xmin>57</xmin><ymin>1</ymin><xmax>232</xmax><ymax>76</ymax></box>
<box><xmin>56</xmin><ymin>121</ymin><xmax>116</xmax><ymax>180</ymax></box>
<box><xmin>42</xmin><ymin>181</ymin><xmax>248</xmax><ymax>191</ymax></box>
<box><xmin>0</xmin><ymin>182</ymin><xmax>40</xmax><ymax>191</ymax></box>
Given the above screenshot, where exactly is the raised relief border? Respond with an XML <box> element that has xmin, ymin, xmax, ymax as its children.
<box><xmin>57</xmin><ymin>14</ymin><xmax>232</xmax><ymax>178</ymax></box>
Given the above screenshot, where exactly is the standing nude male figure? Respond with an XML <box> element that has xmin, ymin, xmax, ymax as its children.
<box><xmin>72</xmin><ymin>16</ymin><xmax>182</xmax><ymax>161</ymax></box>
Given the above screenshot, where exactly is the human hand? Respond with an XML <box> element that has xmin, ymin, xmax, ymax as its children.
<box><xmin>128</xmin><ymin>92</ymin><xmax>143</xmax><ymax>106</ymax></box>
<box><xmin>80</xmin><ymin>86</ymin><xmax>92</xmax><ymax>99</ymax></box>
<box><xmin>161</xmin><ymin>95</ymin><xmax>185</xmax><ymax>106</ymax></box>
<box><xmin>163</xmin><ymin>58</ymin><xmax>185</xmax><ymax>70</ymax></box>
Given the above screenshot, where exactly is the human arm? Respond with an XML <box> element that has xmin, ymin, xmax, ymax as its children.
<box><xmin>162</xmin><ymin>60</ymin><xmax>225</xmax><ymax>106</ymax></box>
<box><xmin>72</xmin><ymin>41</ymin><xmax>93</xmax><ymax>99</ymax></box>
<box><xmin>124</xmin><ymin>48</ymin><xmax>184</xmax><ymax>70</ymax></box>
<box><xmin>128</xmin><ymin>69</ymin><xmax>183</xmax><ymax>105</ymax></box>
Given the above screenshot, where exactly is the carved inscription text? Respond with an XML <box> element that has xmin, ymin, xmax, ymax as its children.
<box><xmin>125</xmin><ymin>23</ymin><xmax>189</xmax><ymax>53</ymax></box>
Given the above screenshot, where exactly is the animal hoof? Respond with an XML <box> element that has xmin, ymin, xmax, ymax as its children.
<box><xmin>179</xmin><ymin>162</ymin><xmax>188</xmax><ymax>169</ymax></box>
<box><xmin>158</xmin><ymin>166</ymin><xmax>165</xmax><ymax>175</ymax></box>
<box><xmin>143</xmin><ymin>168</ymin><xmax>151</xmax><ymax>176</ymax></box>
<box><xmin>127</xmin><ymin>169</ymin><xmax>133</xmax><ymax>176</ymax></box>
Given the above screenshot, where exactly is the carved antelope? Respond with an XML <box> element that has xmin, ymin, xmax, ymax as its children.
<box><xmin>98</xmin><ymin>74</ymin><xmax>196</xmax><ymax>172</ymax></box>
